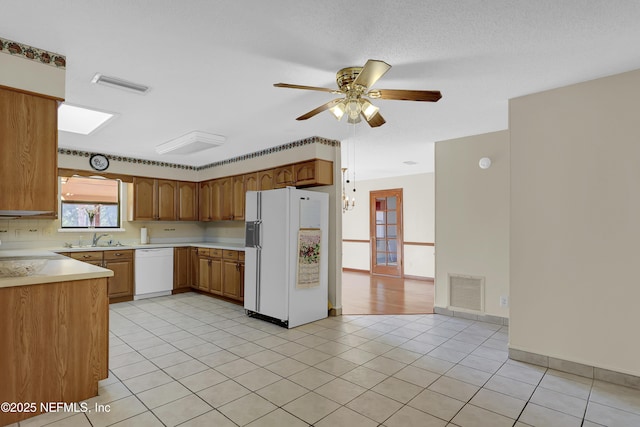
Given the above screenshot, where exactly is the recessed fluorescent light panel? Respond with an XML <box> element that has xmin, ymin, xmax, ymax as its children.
<box><xmin>58</xmin><ymin>104</ymin><xmax>115</xmax><ymax>135</ymax></box>
<box><xmin>155</xmin><ymin>131</ymin><xmax>226</xmax><ymax>155</ymax></box>
<box><xmin>91</xmin><ymin>73</ymin><xmax>150</xmax><ymax>94</ymax></box>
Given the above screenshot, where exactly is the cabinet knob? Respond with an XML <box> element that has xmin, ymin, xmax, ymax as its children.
<box><xmin>115</xmin><ymin>253</ymin><xmax>122</xmax><ymax>256</ymax></box>
<box><xmin>83</xmin><ymin>255</ymin><xmax>91</xmax><ymax>258</ymax></box>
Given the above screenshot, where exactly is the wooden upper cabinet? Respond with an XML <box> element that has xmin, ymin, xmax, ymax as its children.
<box><xmin>219</xmin><ymin>177</ymin><xmax>233</xmax><ymax>221</ymax></box>
<box><xmin>274</xmin><ymin>165</ymin><xmax>295</xmax><ymax>188</ymax></box>
<box><xmin>131</xmin><ymin>177</ymin><xmax>156</xmax><ymax>221</ymax></box>
<box><xmin>199</xmin><ymin>180</ymin><xmax>213</xmax><ymax>221</ymax></box>
<box><xmin>245</xmin><ymin>172</ymin><xmax>258</xmax><ymax>192</ymax></box>
<box><xmin>157</xmin><ymin>179</ymin><xmax>178</xmax><ymax>220</ymax></box>
<box><xmin>294</xmin><ymin>159</ymin><xmax>333</xmax><ymax>187</ymax></box>
<box><xmin>232</xmin><ymin>175</ymin><xmax>245</xmax><ymax>221</ymax></box>
<box><xmin>0</xmin><ymin>86</ymin><xmax>59</xmax><ymax>213</ymax></box>
<box><xmin>130</xmin><ymin>178</ymin><xmax>177</xmax><ymax>220</ymax></box>
<box><xmin>211</xmin><ymin>179</ymin><xmax>223</xmax><ymax>221</ymax></box>
<box><xmin>177</xmin><ymin>181</ymin><xmax>198</xmax><ymax>221</ymax></box>
<box><xmin>258</xmin><ymin>169</ymin><xmax>274</xmax><ymax>190</ymax></box>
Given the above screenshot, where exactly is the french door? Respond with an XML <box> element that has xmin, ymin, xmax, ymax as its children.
<box><xmin>370</xmin><ymin>188</ymin><xmax>403</xmax><ymax>277</ymax></box>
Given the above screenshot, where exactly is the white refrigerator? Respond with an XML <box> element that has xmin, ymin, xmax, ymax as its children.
<box><xmin>244</xmin><ymin>188</ymin><xmax>329</xmax><ymax>328</ymax></box>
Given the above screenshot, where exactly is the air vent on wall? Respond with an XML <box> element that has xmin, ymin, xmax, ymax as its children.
<box><xmin>91</xmin><ymin>73</ymin><xmax>150</xmax><ymax>94</ymax></box>
<box><xmin>449</xmin><ymin>274</ymin><xmax>484</xmax><ymax>312</ymax></box>
<box><xmin>155</xmin><ymin>131</ymin><xmax>226</xmax><ymax>155</ymax></box>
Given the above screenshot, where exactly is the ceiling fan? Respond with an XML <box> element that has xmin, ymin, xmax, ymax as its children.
<box><xmin>274</xmin><ymin>59</ymin><xmax>442</xmax><ymax>128</ymax></box>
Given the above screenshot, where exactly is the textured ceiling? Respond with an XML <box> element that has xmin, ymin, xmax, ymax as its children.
<box><xmin>2</xmin><ymin>1</ymin><xmax>640</xmax><ymax>179</ymax></box>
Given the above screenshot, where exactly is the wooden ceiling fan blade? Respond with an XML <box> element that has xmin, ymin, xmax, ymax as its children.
<box><xmin>353</xmin><ymin>59</ymin><xmax>391</xmax><ymax>88</ymax></box>
<box><xmin>371</xmin><ymin>89</ymin><xmax>442</xmax><ymax>102</ymax></box>
<box><xmin>364</xmin><ymin>111</ymin><xmax>386</xmax><ymax>128</ymax></box>
<box><xmin>274</xmin><ymin>83</ymin><xmax>338</xmax><ymax>93</ymax></box>
<box><xmin>296</xmin><ymin>99</ymin><xmax>343</xmax><ymax>121</ymax></box>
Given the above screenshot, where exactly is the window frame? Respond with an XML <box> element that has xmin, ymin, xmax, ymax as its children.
<box><xmin>59</xmin><ymin>176</ymin><xmax>124</xmax><ymax>231</ymax></box>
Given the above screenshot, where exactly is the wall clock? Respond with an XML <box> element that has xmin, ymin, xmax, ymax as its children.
<box><xmin>89</xmin><ymin>154</ymin><xmax>109</xmax><ymax>171</ymax></box>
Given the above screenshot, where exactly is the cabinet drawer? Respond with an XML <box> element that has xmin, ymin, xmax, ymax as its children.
<box><xmin>238</xmin><ymin>251</ymin><xmax>245</xmax><ymax>262</ymax></box>
<box><xmin>197</xmin><ymin>248</ymin><xmax>211</xmax><ymax>257</ymax></box>
<box><xmin>69</xmin><ymin>251</ymin><xmax>103</xmax><ymax>262</ymax></box>
<box><xmin>210</xmin><ymin>248</ymin><xmax>223</xmax><ymax>258</ymax></box>
<box><xmin>104</xmin><ymin>249</ymin><xmax>134</xmax><ymax>261</ymax></box>
<box><xmin>222</xmin><ymin>250</ymin><xmax>238</xmax><ymax>260</ymax></box>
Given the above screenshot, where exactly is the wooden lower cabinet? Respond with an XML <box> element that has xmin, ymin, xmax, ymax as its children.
<box><xmin>196</xmin><ymin>248</ymin><xmax>223</xmax><ymax>295</ymax></box>
<box><xmin>0</xmin><ymin>278</ymin><xmax>108</xmax><ymax>425</ymax></box>
<box><xmin>222</xmin><ymin>250</ymin><xmax>244</xmax><ymax>301</ymax></box>
<box><xmin>68</xmin><ymin>250</ymin><xmax>134</xmax><ymax>303</ymax></box>
<box><xmin>105</xmin><ymin>252</ymin><xmax>134</xmax><ymax>301</ymax></box>
<box><xmin>190</xmin><ymin>247</ymin><xmax>199</xmax><ymax>288</ymax></box>
<box><xmin>173</xmin><ymin>247</ymin><xmax>191</xmax><ymax>292</ymax></box>
<box><xmin>192</xmin><ymin>247</ymin><xmax>244</xmax><ymax>302</ymax></box>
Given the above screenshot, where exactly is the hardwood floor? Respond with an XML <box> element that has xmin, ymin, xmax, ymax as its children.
<box><xmin>341</xmin><ymin>270</ymin><xmax>434</xmax><ymax>315</ymax></box>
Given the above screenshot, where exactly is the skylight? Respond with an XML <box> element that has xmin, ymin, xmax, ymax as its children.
<box><xmin>58</xmin><ymin>104</ymin><xmax>114</xmax><ymax>135</ymax></box>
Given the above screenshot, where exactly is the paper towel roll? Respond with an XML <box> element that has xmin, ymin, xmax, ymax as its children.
<box><xmin>140</xmin><ymin>227</ymin><xmax>148</xmax><ymax>244</ymax></box>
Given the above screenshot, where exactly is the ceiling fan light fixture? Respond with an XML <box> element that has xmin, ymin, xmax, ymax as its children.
<box><xmin>347</xmin><ymin>114</ymin><xmax>362</xmax><ymax>124</ymax></box>
<box><xmin>329</xmin><ymin>101</ymin><xmax>346</xmax><ymax>121</ymax></box>
<box><xmin>346</xmin><ymin>100</ymin><xmax>361</xmax><ymax>120</ymax></box>
<box><xmin>360</xmin><ymin>99</ymin><xmax>379</xmax><ymax>121</ymax></box>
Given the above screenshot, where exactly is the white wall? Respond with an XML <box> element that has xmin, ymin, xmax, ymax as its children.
<box><xmin>434</xmin><ymin>130</ymin><xmax>510</xmax><ymax>318</ymax></box>
<box><xmin>0</xmin><ymin>49</ymin><xmax>65</xmax><ymax>99</ymax></box>
<box><xmin>510</xmin><ymin>69</ymin><xmax>640</xmax><ymax>376</ymax></box>
<box><xmin>341</xmin><ymin>172</ymin><xmax>435</xmax><ymax>278</ymax></box>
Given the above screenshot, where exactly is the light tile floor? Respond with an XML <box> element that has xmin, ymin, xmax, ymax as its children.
<box><xmin>15</xmin><ymin>293</ymin><xmax>640</xmax><ymax>427</ymax></box>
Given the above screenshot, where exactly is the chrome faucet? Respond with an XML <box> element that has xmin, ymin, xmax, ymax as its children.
<box><xmin>92</xmin><ymin>233</ymin><xmax>109</xmax><ymax>247</ymax></box>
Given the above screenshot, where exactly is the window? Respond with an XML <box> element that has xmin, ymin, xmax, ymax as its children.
<box><xmin>60</xmin><ymin>176</ymin><xmax>121</xmax><ymax>228</ymax></box>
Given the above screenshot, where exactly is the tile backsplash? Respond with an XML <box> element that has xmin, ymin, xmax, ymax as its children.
<box><xmin>0</xmin><ymin>218</ymin><xmax>213</xmax><ymax>249</ymax></box>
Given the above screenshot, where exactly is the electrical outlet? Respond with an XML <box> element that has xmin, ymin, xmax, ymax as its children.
<box><xmin>499</xmin><ymin>296</ymin><xmax>509</xmax><ymax>308</ymax></box>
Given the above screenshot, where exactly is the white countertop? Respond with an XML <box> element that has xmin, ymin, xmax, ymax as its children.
<box><xmin>0</xmin><ymin>249</ymin><xmax>113</xmax><ymax>288</ymax></box>
<box><xmin>0</xmin><ymin>242</ymin><xmax>245</xmax><ymax>288</ymax></box>
<box><xmin>49</xmin><ymin>242</ymin><xmax>246</xmax><ymax>253</ymax></box>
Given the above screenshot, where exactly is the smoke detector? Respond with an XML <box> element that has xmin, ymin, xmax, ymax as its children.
<box><xmin>155</xmin><ymin>131</ymin><xmax>226</xmax><ymax>155</ymax></box>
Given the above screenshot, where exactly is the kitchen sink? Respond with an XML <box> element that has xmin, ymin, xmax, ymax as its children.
<box><xmin>62</xmin><ymin>243</ymin><xmax>129</xmax><ymax>249</ymax></box>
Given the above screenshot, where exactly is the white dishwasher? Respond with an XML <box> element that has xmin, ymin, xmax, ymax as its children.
<box><xmin>134</xmin><ymin>248</ymin><xmax>174</xmax><ymax>299</ymax></box>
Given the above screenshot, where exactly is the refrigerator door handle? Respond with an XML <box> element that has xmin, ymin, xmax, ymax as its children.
<box><xmin>255</xmin><ymin>247</ymin><xmax>261</xmax><ymax>312</ymax></box>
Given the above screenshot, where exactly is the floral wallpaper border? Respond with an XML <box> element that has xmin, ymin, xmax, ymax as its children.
<box><xmin>58</xmin><ymin>136</ymin><xmax>340</xmax><ymax>172</ymax></box>
<box><xmin>0</xmin><ymin>36</ymin><xmax>66</xmax><ymax>69</ymax></box>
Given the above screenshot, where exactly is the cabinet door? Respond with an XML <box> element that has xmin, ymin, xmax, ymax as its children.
<box><xmin>199</xmin><ymin>181</ymin><xmax>213</xmax><ymax>221</ymax></box>
<box><xmin>294</xmin><ymin>159</ymin><xmax>334</xmax><ymax>186</ymax></box>
<box><xmin>239</xmin><ymin>261</ymin><xmax>245</xmax><ymax>300</ymax></box>
<box><xmin>274</xmin><ymin>165</ymin><xmax>295</xmax><ymax>188</ymax></box>
<box><xmin>105</xmin><ymin>259</ymin><xmax>133</xmax><ymax>298</ymax></box>
<box><xmin>211</xmin><ymin>179</ymin><xmax>223</xmax><ymax>221</ymax></box>
<box><xmin>232</xmin><ymin>175</ymin><xmax>245</xmax><ymax>221</ymax></box>
<box><xmin>258</xmin><ymin>170</ymin><xmax>274</xmax><ymax>190</ymax></box>
<box><xmin>157</xmin><ymin>179</ymin><xmax>177</xmax><ymax>221</ymax></box>
<box><xmin>132</xmin><ymin>177</ymin><xmax>156</xmax><ymax>220</ymax></box>
<box><xmin>0</xmin><ymin>87</ymin><xmax>58</xmax><ymax>213</ymax></box>
<box><xmin>190</xmin><ymin>248</ymin><xmax>199</xmax><ymax>288</ymax></box>
<box><xmin>177</xmin><ymin>181</ymin><xmax>198</xmax><ymax>221</ymax></box>
<box><xmin>210</xmin><ymin>258</ymin><xmax>223</xmax><ymax>295</ymax></box>
<box><xmin>197</xmin><ymin>256</ymin><xmax>211</xmax><ymax>291</ymax></box>
<box><xmin>173</xmin><ymin>247</ymin><xmax>190</xmax><ymax>290</ymax></box>
<box><xmin>218</xmin><ymin>177</ymin><xmax>233</xmax><ymax>220</ymax></box>
<box><xmin>223</xmin><ymin>259</ymin><xmax>241</xmax><ymax>300</ymax></box>
<box><xmin>244</xmin><ymin>172</ymin><xmax>258</xmax><ymax>192</ymax></box>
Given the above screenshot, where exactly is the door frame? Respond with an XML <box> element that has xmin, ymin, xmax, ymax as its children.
<box><xmin>369</xmin><ymin>188</ymin><xmax>404</xmax><ymax>278</ymax></box>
